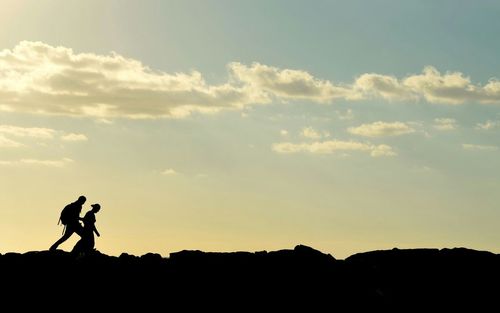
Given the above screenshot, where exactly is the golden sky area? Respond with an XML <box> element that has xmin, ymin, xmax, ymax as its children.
<box><xmin>1</xmin><ymin>1</ymin><xmax>500</xmax><ymax>258</ymax></box>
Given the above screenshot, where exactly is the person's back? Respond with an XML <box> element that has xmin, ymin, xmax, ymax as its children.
<box><xmin>50</xmin><ymin>196</ymin><xmax>86</xmax><ymax>251</ymax></box>
<box><xmin>63</xmin><ymin>202</ymin><xmax>82</xmax><ymax>226</ymax></box>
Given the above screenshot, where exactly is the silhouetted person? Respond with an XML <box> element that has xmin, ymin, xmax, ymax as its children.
<box><xmin>49</xmin><ymin>195</ymin><xmax>86</xmax><ymax>251</ymax></box>
<box><xmin>72</xmin><ymin>203</ymin><xmax>101</xmax><ymax>255</ymax></box>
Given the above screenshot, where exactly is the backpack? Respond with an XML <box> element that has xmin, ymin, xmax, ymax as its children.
<box><xmin>59</xmin><ymin>203</ymin><xmax>73</xmax><ymax>225</ymax></box>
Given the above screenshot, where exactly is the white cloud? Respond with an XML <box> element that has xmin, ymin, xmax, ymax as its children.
<box><xmin>301</xmin><ymin>127</ymin><xmax>330</xmax><ymax>139</ymax></box>
<box><xmin>370</xmin><ymin>144</ymin><xmax>398</xmax><ymax>157</ymax></box>
<box><xmin>280</xmin><ymin>129</ymin><xmax>288</xmax><ymax>136</ymax></box>
<box><xmin>0</xmin><ymin>41</ymin><xmax>263</xmax><ymax>119</ymax></box>
<box><xmin>229</xmin><ymin>62</ymin><xmax>355</xmax><ymax>103</ymax></box>
<box><xmin>354</xmin><ymin>73</ymin><xmax>413</xmax><ymax>101</ymax></box>
<box><xmin>348</xmin><ymin>121</ymin><xmax>415</xmax><ymax>137</ymax></box>
<box><xmin>402</xmin><ymin>66</ymin><xmax>500</xmax><ymax>105</ymax></box>
<box><xmin>161</xmin><ymin>168</ymin><xmax>177</xmax><ymax>175</ymax></box>
<box><xmin>352</xmin><ymin>67</ymin><xmax>500</xmax><ymax>105</ymax></box>
<box><xmin>0</xmin><ymin>158</ymin><xmax>73</xmax><ymax>167</ymax></box>
<box><xmin>0</xmin><ymin>134</ymin><xmax>23</xmax><ymax>147</ymax></box>
<box><xmin>462</xmin><ymin>144</ymin><xmax>498</xmax><ymax>151</ymax></box>
<box><xmin>61</xmin><ymin>133</ymin><xmax>88</xmax><ymax>141</ymax></box>
<box><xmin>1</xmin><ymin>42</ymin><xmax>500</xmax><ymax>120</ymax></box>
<box><xmin>476</xmin><ymin>120</ymin><xmax>500</xmax><ymax>130</ymax></box>
<box><xmin>301</xmin><ymin>127</ymin><xmax>321</xmax><ymax>139</ymax></box>
<box><xmin>272</xmin><ymin>140</ymin><xmax>396</xmax><ymax>157</ymax></box>
<box><xmin>0</xmin><ymin>125</ymin><xmax>55</xmax><ymax>139</ymax></box>
<box><xmin>0</xmin><ymin>124</ymin><xmax>88</xmax><ymax>145</ymax></box>
<box><xmin>433</xmin><ymin>118</ymin><xmax>457</xmax><ymax>131</ymax></box>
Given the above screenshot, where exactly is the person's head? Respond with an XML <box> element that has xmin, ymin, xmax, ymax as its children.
<box><xmin>91</xmin><ymin>203</ymin><xmax>101</xmax><ymax>213</ymax></box>
<box><xmin>77</xmin><ymin>195</ymin><xmax>86</xmax><ymax>204</ymax></box>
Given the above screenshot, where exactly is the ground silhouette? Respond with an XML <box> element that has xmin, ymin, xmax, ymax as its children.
<box><xmin>1</xmin><ymin>245</ymin><xmax>498</xmax><ymax>309</ymax></box>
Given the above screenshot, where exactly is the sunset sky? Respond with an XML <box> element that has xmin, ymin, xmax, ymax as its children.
<box><xmin>1</xmin><ymin>0</ymin><xmax>499</xmax><ymax>258</ymax></box>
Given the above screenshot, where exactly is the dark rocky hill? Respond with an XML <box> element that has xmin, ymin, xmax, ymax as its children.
<box><xmin>1</xmin><ymin>245</ymin><xmax>498</xmax><ymax>309</ymax></box>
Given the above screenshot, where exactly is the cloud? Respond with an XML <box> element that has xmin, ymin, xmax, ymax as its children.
<box><xmin>353</xmin><ymin>73</ymin><xmax>413</xmax><ymax>101</ymax></box>
<box><xmin>476</xmin><ymin>120</ymin><xmax>500</xmax><ymax>130</ymax></box>
<box><xmin>433</xmin><ymin>118</ymin><xmax>457</xmax><ymax>131</ymax></box>
<box><xmin>301</xmin><ymin>127</ymin><xmax>330</xmax><ymax>139</ymax></box>
<box><xmin>348</xmin><ymin>121</ymin><xmax>415</xmax><ymax>137</ymax></box>
<box><xmin>272</xmin><ymin>140</ymin><xmax>396</xmax><ymax>157</ymax></box>
<box><xmin>0</xmin><ymin>158</ymin><xmax>73</xmax><ymax>167</ymax></box>
<box><xmin>0</xmin><ymin>134</ymin><xmax>23</xmax><ymax>147</ymax></box>
<box><xmin>280</xmin><ymin>129</ymin><xmax>288</xmax><ymax>136</ymax></box>
<box><xmin>402</xmin><ymin>66</ymin><xmax>500</xmax><ymax>105</ymax></box>
<box><xmin>229</xmin><ymin>62</ymin><xmax>355</xmax><ymax>103</ymax></box>
<box><xmin>0</xmin><ymin>125</ymin><xmax>55</xmax><ymax>139</ymax></box>
<box><xmin>61</xmin><ymin>133</ymin><xmax>88</xmax><ymax>141</ymax></box>
<box><xmin>232</xmin><ymin>64</ymin><xmax>500</xmax><ymax>105</ymax></box>
<box><xmin>0</xmin><ymin>41</ymin><xmax>262</xmax><ymax>119</ymax></box>
<box><xmin>354</xmin><ymin>67</ymin><xmax>500</xmax><ymax>105</ymax></box>
<box><xmin>1</xmin><ymin>42</ymin><xmax>500</xmax><ymax>120</ymax></box>
<box><xmin>161</xmin><ymin>168</ymin><xmax>178</xmax><ymax>175</ymax></box>
<box><xmin>0</xmin><ymin>124</ymin><xmax>88</xmax><ymax>145</ymax></box>
<box><xmin>462</xmin><ymin>144</ymin><xmax>498</xmax><ymax>151</ymax></box>
<box><xmin>301</xmin><ymin>127</ymin><xmax>321</xmax><ymax>139</ymax></box>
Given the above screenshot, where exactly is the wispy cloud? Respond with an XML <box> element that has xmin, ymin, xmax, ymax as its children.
<box><xmin>61</xmin><ymin>133</ymin><xmax>88</xmax><ymax>142</ymax></box>
<box><xmin>280</xmin><ymin>129</ymin><xmax>289</xmax><ymax>136</ymax></box>
<box><xmin>0</xmin><ymin>124</ymin><xmax>88</xmax><ymax>146</ymax></box>
<box><xmin>0</xmin><ymin>158</ymin><xmax>74</xmax><ymax>167</ymax></box>
<box><xmin>348</xmin><ymin>121</ymin><xmax>415</xmax><ymax>137</ymax></box>
<box><xmin>272</xmin><ymin>140</ymin><xmax>396</xmax><ymax>157</ymax></box>
<box><xmin>0</xmin><ymin>125</ymin><xmax>55</xmax><ymax>139</ymax></box>
<box><xmin>476</xmin><ymin>120</ymin><xmax>500</xmax><ymax>130</ymax></box>
<box><xmin>433</xmin><ymin>118</ymin><xmax>457</xmax><ymax>131</ymax></box>
<box><xmin>1</xmin><ymin>42</ymin><xmax>500</xmax><ymax>120</ymax></box>
<box><xmin>301</xmin><ymin>127</ymin><xmax>329</xmax><ymax>139</ymax></box>
<box><xmin>0</xmin><ymin>135</ymin><xmax>23</xmax><ymax>148</ymax></box>
<box><xmin>462</xmin><ymin>144</ymin><xmax>498</xmax><ymax>151</ymax></box>
<box><xmin>161</xmin><ymin>168</ymin><xmax>178</xmax><ymax>176</ymax></box>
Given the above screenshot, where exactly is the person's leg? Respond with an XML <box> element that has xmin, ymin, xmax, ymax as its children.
<box><xmin>88</xmin><ymin>236</ymin><xmax>95</xmax><ymax>253</ymax></box>
<box><xmin>72</xmin><ymin>238</ymin><xmax>83</xmax><ymax>254</ymax></box>
<box><xmin>49</xmin><ymin>228</ymin><xmax>75</xmax><ymax>251</ymax></box>
<box><xmin>73</xmin><ymin>234</ymin><xmax>93</xmax><ymax>256</ymax></box>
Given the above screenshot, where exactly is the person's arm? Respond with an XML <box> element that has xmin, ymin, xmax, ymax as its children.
<box><xmin>93</xmin><ymin>225</ymin><xmax>100</xmax><ymax>237</ymax></box>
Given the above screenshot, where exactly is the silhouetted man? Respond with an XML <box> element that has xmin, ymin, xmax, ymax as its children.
<box><xmin>49</xmin><ymin>196</ymin><xmax>86</xmax><ymax>251</ymax></box>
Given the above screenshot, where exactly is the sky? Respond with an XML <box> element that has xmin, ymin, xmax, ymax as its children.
<box><xmin>1</xmin><ymin>0</ymin><xmax>499</xmax><ymax>259</ymax></box>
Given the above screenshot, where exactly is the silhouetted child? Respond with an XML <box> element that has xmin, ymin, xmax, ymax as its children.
<box><xmin>72</xmin><ymin>203</ymin><xmax>101</xmax><ymax>255</ymax></box>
